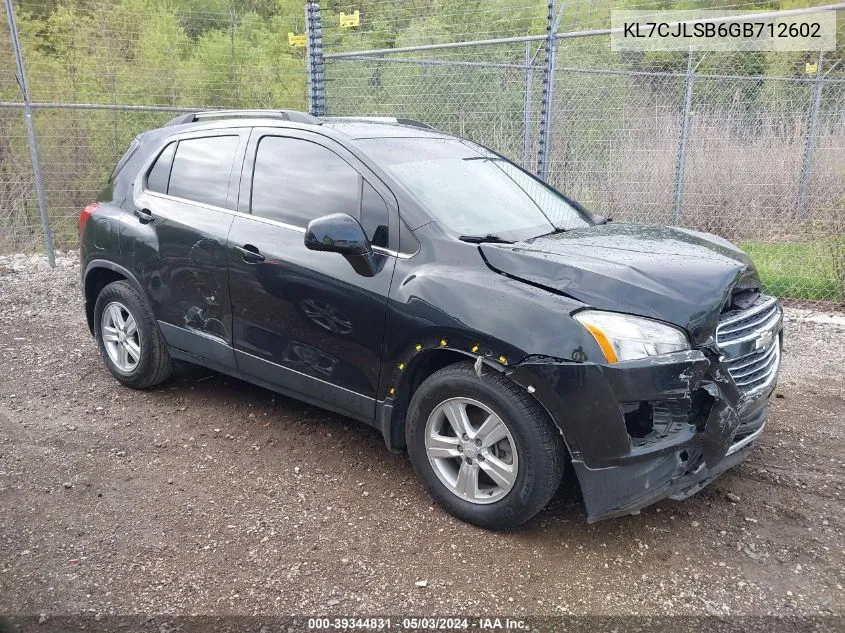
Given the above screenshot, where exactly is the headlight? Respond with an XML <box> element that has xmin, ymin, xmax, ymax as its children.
<box><xmin>573</xmin><ymin>310</ymin><xmax>690</xmax><ymax>363</ymax></box>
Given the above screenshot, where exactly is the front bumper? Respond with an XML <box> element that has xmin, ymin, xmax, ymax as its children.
<box><xmin>510</xmin><ymin>332</ymin><xmax>781</xmax><ymax>522</ymax></box>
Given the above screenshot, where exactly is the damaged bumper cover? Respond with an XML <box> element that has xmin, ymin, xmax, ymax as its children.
<box><xmin>510</xmin><ymin>332</ymin><xmax>782</xmax><ymax>522</ymax></box>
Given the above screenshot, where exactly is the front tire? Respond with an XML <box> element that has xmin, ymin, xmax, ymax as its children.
<box><xmin>94</xmin><ymin>280</ymin><xmax>172</xmax><ymax>389</ymax></box>
<box><xmin>406</xmin><ymin>361</ymin><xmax>564</xmax><ymax>530</ymax></box>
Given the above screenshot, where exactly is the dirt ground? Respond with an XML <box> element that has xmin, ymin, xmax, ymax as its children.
<box><xmin>0</xmin><ymin>252</ymin><xmax>843</xmax><ymax>621</ymax></box>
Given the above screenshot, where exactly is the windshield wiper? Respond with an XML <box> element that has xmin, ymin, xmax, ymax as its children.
<box><xmin>459</xmin><ymin>234</ymin><xmax>515</xmax><ymax>244</ymax></box>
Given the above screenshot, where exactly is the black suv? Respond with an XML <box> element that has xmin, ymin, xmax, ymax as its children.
<box><xmin>80</xmin><ymin>109</ymin><xmax>782</xmax><ymax>529</ymax></box>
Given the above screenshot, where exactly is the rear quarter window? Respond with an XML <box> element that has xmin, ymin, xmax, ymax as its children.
<box><xmin>146</xmin><ymin>142</ymin><xmax>176</xmax><ymax>194</ymax></box>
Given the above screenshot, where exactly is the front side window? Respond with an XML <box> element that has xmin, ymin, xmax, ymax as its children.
<box><xmin>251</xmin><ymin>136</ymin><xmax>360</xmax><ymax>227</ymax></box>
<box><xmin>357</xmin><ymin>137</ymin><xmax>592</xmax><ymax>241</ymax></box>
<box><xmin>167</xmin><ymin>135</ymin><xmax>239</xmax><ymax>209</ymax></box>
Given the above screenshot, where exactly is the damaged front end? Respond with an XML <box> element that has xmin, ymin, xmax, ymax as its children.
<box><xmin>510</xmin><ymin>296</ymin><xmax>783</xmax><ymax>523</ymax></box>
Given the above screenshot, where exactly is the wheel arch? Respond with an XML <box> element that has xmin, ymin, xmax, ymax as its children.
<box><xmin>382</xmin><ymin>345</ymin><xmax>525</xmax><ymax>452</ymax></box>
<box><xmin>383</xmin><ymin>348</ymin><xmax>472</xmax><ymax>451</ymax></box>
<box><xmin>83</xmin><ymin>260</ymin><xmax>145</xmax><ymax>335</ymax></box>
<box><xmin>382</xmin><ymin>348</ymin><xmax>576</xmax><ymax>465</ymax></box>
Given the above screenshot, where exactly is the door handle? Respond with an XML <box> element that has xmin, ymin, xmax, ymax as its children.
<box><xmin>236</xmin><ymin>244</ymin><xmax>265</xmax><ymax>263</ymax></box>
<box><xmin>134</xmin><ymin>207</ymin><xmax>154</xmax><ymax>224</ymax></box>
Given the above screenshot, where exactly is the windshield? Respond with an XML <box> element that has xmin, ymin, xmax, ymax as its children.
<box><xmin>357</xmin><ymin>137</ymin><xmax>592</xmax><ymax>241</ymax></box>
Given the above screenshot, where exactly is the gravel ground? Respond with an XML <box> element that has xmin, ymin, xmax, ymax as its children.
<box><xmin>0</xmin><ymin>253</ymin><xmax>843</xmax><ymax>621</ymax></box>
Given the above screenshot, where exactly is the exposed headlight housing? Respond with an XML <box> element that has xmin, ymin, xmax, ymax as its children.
<box><xmin>573</xmin><ymin>310</ymin><xmax>690</xmax><ymax>363</ymax></box>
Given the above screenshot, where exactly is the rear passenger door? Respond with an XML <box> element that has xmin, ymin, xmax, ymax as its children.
<box><xmin>131</xmin><ymin>130</ymin><xmax>248</xmax><ymax>370</ymax></box>
<box><xmin>227</xmin><ymin>128</ymin><xmax>398</xmax><ymax>423</ymax></box>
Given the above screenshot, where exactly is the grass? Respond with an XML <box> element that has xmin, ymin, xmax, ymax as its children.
<box><xmin>741</xmin><ymin>242</ymin><xmax>842</xmax><ymax>302</ymax></box>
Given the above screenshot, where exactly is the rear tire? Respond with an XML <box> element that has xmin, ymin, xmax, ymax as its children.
<box><xmin>406</xmin><ymin>361</ymin><xmax>564</xmax><ymax>530</ymax></box>
<box><xmin>94</xmin><ymin>280</ymin><xmax>172</xmax><ymax>389</ymax></box>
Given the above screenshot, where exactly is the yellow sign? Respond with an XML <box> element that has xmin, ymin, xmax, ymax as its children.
<box><xmin>339</xmin><ymin>10</ymin><xmax>360</xmax><ymax>28</ymax></box>
<box><xmin>805</xmin><ymin>62</ymin><xmax>818</xmax><ymax>75</ymax></box>
<box><xmin>288</xmin><ymin>32</ymin><xmax>306</xmax><ymax>48</ymax></box>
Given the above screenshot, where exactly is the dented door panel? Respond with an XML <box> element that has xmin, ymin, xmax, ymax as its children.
<box><xmin>129</xmin><ymin>194</ymin><xmax>236</xmax><ymax>357</ymax></box>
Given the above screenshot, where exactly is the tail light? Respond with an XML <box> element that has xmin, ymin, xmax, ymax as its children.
<box><xmin>79</xmin><ymin>202</ymin><xmax>99</xmax><ymax>235</ymax></box>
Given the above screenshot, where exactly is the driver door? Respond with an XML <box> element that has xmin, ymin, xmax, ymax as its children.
<box><xmin>227</xmin><ymin>129</ymin><xmax>398</xmax><ymax>423</ymax></box>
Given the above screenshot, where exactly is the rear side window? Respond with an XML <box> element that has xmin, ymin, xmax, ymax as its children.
<box><xmin>361</xmin><ymin>179</ymin><xmax>389</xmax><ymax>248</ymax></box>
<box><xmin>146</xmin><ymin>142</ymin><xmax>176</xmax><ymax>194</ymax></box>
<box><xmin>251</xmin><ymin>136</ymin><xmax>360</xmax><ymax>227</ymax></box>
<box><xmin>167</xmin><ymin>136</ymin><xmax>239</xmax><ymax>209</ymax></box>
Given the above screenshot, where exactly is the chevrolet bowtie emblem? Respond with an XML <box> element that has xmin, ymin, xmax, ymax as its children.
<box><xmin>755</xmin><ymin>329</ymin><xmax>774</xmax><ymax>351</ymax></box>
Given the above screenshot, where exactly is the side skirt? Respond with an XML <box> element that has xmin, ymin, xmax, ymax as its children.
<box><xmin>159</xmin><ymin>320</ymin><xmax>377</xmax><ymax>428</ymax></box>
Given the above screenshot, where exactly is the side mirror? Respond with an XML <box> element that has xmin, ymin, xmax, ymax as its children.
<box><xmin>305</xmin><ymin>213</ymin><xmax>377</xmax><ymax>277</ymax></box>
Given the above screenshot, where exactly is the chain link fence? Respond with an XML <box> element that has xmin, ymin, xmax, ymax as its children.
<box><xmin>1</xmin><ymin>0</ymin><xmax>844</xmax><ymax>305</ymax></box>
<box><xmin>1</xmin><ymin>0</ymin><xmax>308</xmax><ymax>255</ymax></box>
<box><xmin>320</xmin><ymin>1</ymin><xmax>845</xmax><ymax>304</ymax></box>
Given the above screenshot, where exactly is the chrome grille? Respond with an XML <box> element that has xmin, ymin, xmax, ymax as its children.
<box><xmin>717</xmin><ymin>297</ymin><xmax>780</xmax><ymax>343</ymax></box>
<box><xmin>727</xmin><ymin>340</ymin><xmax>780</xmax><ymax>391</ymax></box>
<box><xmin>717</xmin><ymin>297</ymin><xmax>782</xmax><ymax>397</ymax></box>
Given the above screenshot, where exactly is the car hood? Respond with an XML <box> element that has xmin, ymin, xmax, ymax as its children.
<box><xmin>480</xmin><ymin>223</ymin><xmax>761</xmax><ymax>344</ymax></box>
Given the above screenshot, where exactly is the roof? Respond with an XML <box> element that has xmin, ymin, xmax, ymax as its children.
<box><xmin>159</xmin><ymin>110</ymin><xmax>450</xmax><ymax>140</ymax></box>
<box><xmin>322</xmin><ymin>118</ymin><xmax>450</xmax><ymax>139</ymax></box>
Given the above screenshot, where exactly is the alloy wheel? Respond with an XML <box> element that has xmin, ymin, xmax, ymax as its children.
<box><xmin>101</xmin><ymin>301</ymin><xmax>141</xmax><ymax>373</ymax></box>
<box><xmin>424</xmin><ymin>397</ymin><xmax>519</xmax><ymax>505</ymax></box>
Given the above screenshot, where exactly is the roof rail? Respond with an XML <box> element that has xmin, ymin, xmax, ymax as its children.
<box><xmin>324</xmin><ymin>116</ymin><xmax>437</xmax><ymax>131</ymax></box>
<box><xmin>163</xmin><ymin>109</ymin><xmax>321</xmax><ymax>127</ymax></box>
<box><xmin>396</xmin><ymin>118</ymin><xmax>437</xmax><ymax>131</ymax></box>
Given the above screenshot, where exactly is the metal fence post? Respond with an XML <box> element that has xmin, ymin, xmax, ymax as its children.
<box><xmin>536</xmin><ymin>1</ymin><xmax>557</xmax><ymax>181</ymax></box>
<box><xmin>4</xmin><ymin>0</ymin><xmax>55</xmax><ymax>265</ymax></box>
<box><xmin>522</xmin><ymin>41</ymin><xmax>533</xmax><ymax>168</ymax></box>
<box><xmin>305</xmin><ymin>1</ymin><xmax>313</xmax><ymax>112</ymax></box>
<box><xmin>672</xmin><ymin>48</ymin><xmax>695</xmax><ymax>226</ymax></box>
<box><xmin>798</xmin><ymin>50</ymin><xmax>824</xmax><ymax>218</ymax></box>
<box><xmin>305</xmin><ymin>0</ymin><xmax>325</xmax><ymax>117</ymax></box>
